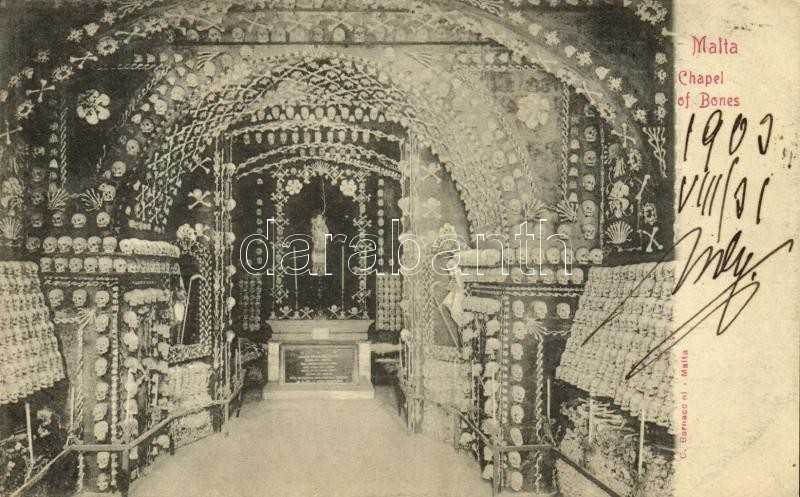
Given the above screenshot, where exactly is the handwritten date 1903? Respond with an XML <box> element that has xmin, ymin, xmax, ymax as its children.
<box><xmin>583</xmin><ymin>110</ymin><xmax>793</xmax><ymax>381</ymax></box>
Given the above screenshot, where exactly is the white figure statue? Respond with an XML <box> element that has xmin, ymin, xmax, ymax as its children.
<box><xmin>311</xmin><ymin>213</ymin><xmax>329</xmax><ymax>275</ymax></box>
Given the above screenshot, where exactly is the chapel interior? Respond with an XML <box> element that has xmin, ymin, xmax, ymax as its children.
<box><xmin>0</xmin><ymin>1</ymin><xmax>677</xmax><ymax>496</ymax></box>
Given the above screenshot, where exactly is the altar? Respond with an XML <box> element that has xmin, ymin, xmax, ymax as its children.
<box><xmin>264</xmin><ymin>320</ymin><xmax>374</xmax><ymax>399</ymax></box>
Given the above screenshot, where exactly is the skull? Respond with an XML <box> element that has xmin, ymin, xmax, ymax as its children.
<box><xmin>98</xmin><ymin>183</ymin><xmax>116</xmax><ymax>202</ymax></box>
<box><xmin>509</xmin><ymin>470</ymin><xmax>523</xmax><ymax>491</ymax></box>
<box><xmin>96</xmin><ymin>336</ymin><xmax>110</xmax><ymax>355</ymax></box>
<box><xmin>582</xmin><ymin>200</ymin><xmax>597</xmax><ymax>218</ymax></box>
<box><xmin>96</xmin><ymin>473</ymin><xmax>110</xmax><ymax>491</ymax></box>
<box><xmin>93</xmin><ymin>403</ymin><xmax>108</xmax><ymax>422</ymax></box>
<box><xmin>72</xmin><ymin>237</ymin><xmax>87</xmax><ymax>254</ymax></box>
<box><xmin>96</xmin><ymin>452</ymin><xmax>110</xmax><ymax>469</ymax></box>
<box><xmin>353</xmin><ymin>26</ymin><xmax>367</xmax><ymax>43</ymax></box>
<box><xmin>31</xmin><ymin>189</ymin><xmax>45</xmax><ymax>205</ymax></box>
<box><xmin>556</xmin><ymin>302</ymin><xmax>571</xmax><ymax>319</ymax></box>
<box><xmin>98</xmin><ymin>257</ymin><xmax>113</xmax><ymax>273</ymax></box>
<box><xmin>509</xmin><ymin>427</ymin><xmax>524</xmax><ymax>446</ymax></box>
<box><xmin>512</xmin><ymin>321</ymin><xmax>525</xmax><ymax>340</ymax></box>
<box><xmin>113</xmin><ymin>258</ymin><xmax>127</xmax><ymax>273</ymax></box>
<box><xmin>96</xmin><ymin>212</ymin><xmax>111</xmax><ymax>228</ymax></box>
<box><xmin>511</xmin><ymin>363</ymin><xmax>523</xmax><ymax>382</ymax></box>
<box><xmin>102</xmin><ymin>236</ymin><xmax>117</xmax><ymax>253</ymax></box>
<box><xmin>111</xmin><ymin>161</ymin><xmax>127</xmax><ymax>178</ymax></box>
<box><xmin>94</xmin><ymin>290</ymin><xmax>110</xmax><ymax>308</ymax></box>
<box><xmin>508</xmin><ymin>451</ymin><xmax>522</xmax><ymax>469</ymax></box>
<box><xmin>31</xmin><ymin>212</ymin><xmax>44</xmax><ymax>228</ymax></box>
<box><xmin>556</xmin><ymin>268</ymin><xmax>569</xmax><ymax>285</ymax></box>
<box><xmin>511</xmin><ymin>385</ymin><xmax>525</xmax><ymax>403</ymax></box>
<box><xmin>57</xmin><ymin>236</ymin><xmax>72</xmax><ymax>253</ymax></box>
<box><xmin>94</xmin><ymin>357</ymin><xmax>108</xmax><ymax>377</ymax></box>
<box><xmin>51</xmin><ymin>211</ymin><xmax>65</xmax><ymax>227</ymax></box>
<box><xmin>532</xmin><ymin>301</ymin><xmax>547</xmax><ymax>320</ymax></box>
<box><xmin>43</xmin><ymin>237</ymin><xmax>57</xmax><ymax>254</ymax></box>
<box><xmin>589</xmin><ymin>248</ymin><xmax>603</xmax><ymax>264</ymax></box>
<box><xmin>582</xmin><ymin>174</ymin><xmax>596</xmax><ymax>191</ymax></box>
<box><xmin>47</xmin><ymin>289</ymin><xmax>64</xmax><ymax>308</ymax></box>
<box><xmin>546</xmin><ymin>246</ymin><xmax>561</xmax><ymax>265</ymax></box>
<box><xmin>71</xmin><ymin>213</ymin><xmax>87</xmax><ymax>229</ymax></box>
<box><xmin>69</xmin><ymin>257</ymin><xmax>83</xmax><ymax>273</ymax></box>
<box><xmin>31</xmin><ymin>167</ymin><xmax>45</xmax><ymax>183</ymax></box>
<box><xmin>95</xmin><ymin>314</ymin><xmax>109</xmax><ymax>332</ymax></box>
<box><xmin>582</xmin><ymin>224</ymin><xmax>597</xmax><ymax>240</ymax></box>
<box><xmin>501</xmin><ymin>176</ymin><xmax>515</xmax><ymax>192</ymax></box>
<box><xmin>95</xmin><ymin>381</ymin><xmax>109</xmax><ymax>401</ymax></box>
<box><xmin>87</xmin><ymin>236</ymin><xmax>102</xmax><ymax>253</ymax></box>
<box><xmin>54</xmin><ymin>257</ymin><xmax>68</xmax><ymax>273</ymax></box>
<box><xmin>84</xmin><ymin>257</ymin><xmax>98</xmax><ymax>273</ymax></box>
<box><xmin>510</xmin><ymin>404</ymin><xmax>524</xmax><ymax>424</ymax></box>
<box><xmin>126</xmin><ymin>138</ymin><xmax>140</xmax><ymax>156</ymax></box>
<box><xmin>511</xmin><ymin>300</ymin><xmax>525</xmax><ymax>318</ymax></box>
<box><xmin>25</xmin><ymin>237</ymin><xmax>41</xmax><ymax>253</ymax></box>
<box><xmin>584</xmin><ymin>126</ymin><xmax>597</xmax><ymax>142</ymax></box>
<box><xmin>123</xmin><ymin>310</ymin><xmax>139</xmax><ymax>329</ymax></box>
<box><xmin>571</xmin><ymin>267</ymin><xmax>585</xmax><ymax>285</ymax></box>
<box><xmin>39</xmin><ymin>257</ymin><xmax>53</xmax><ymax>272</ymax></box>
<box><xmin>511</xmin><ymin>343</ymin><xmax>524</xmax><ymax>360</ymax></box>
<box><xmin>583</xmin><ymin>150</ymin><xmax>598</xmax><ymax>167</ymax></box>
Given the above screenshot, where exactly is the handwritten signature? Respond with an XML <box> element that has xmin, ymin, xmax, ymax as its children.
<box><xmin>580</xmin><ymin>227</ymin><xmax>793</xmax><ymax>380</ymax></box>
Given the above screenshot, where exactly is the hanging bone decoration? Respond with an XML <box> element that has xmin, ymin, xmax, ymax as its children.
<box><xmin>635</xmin><ymin>174</ymin><xmax>651</xmax><ymax>203</ymax></box>
<box><xmin>69</xmin><ymin>51</ymin><xmax>99</xmax><ymax>69</ymax></box>
<box><xmin>1</xmin><ymin>119</ymin><xmax>22</xmax><ymax>145</ymax></box>
<box><xmin>26</xmin><ymin>79</ymin><xmax>55</xmax><ymax>103</ymax></box>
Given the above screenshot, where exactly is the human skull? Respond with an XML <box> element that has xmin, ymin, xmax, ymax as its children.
<box><xmin>511</xmin><ymin>343</ymin><xmax>524</xmax><ymax>360</ymax></box>
<box><xmin>31</xmin><ymin>189</ymin><xmax>45</xmax><ymax>205</ymax></box>
<box><xmin>54</xmin><ymin>257</ymin><xmax>68</xmax><ymax>273</ymax></box>
<box><xmin>94</xmin><ymin>357</ymin><xmax>108</xmax><ymax>377</ymax></box>
<box><xmin>501</xmin><ymin>176</ymin><xmax>515</xmax><ymax>192</ymax></box>
<box><xmin>113</xmin><ymin>258</ymin><xmax>127</xmax><ymax>273</ymax></box>
<box><xmin>545</xmin><ymin>246</ymin><xmax>561</xmax><ymax>265</ymax></box>
<box><xmin>71</xmin><ymin>213</ymin><xmax>87</xmax><ymax>229</ymax></box>
<box><xmin>582</xmin><ymin>224</ymin><xmax>597</xmax><ymax>240</ymax></box>
<box><xmin>584</xmin><ymin>126</ymin><xmax>597</xmax><ymax>142</ymax></box>
<box><xmin>509</xmin><ymin>427</ymin><xmax>524</xmax><ymax>446</ymax></box>
<box><xmin>123</xmin><ymin>310</ymin><xmax>139</xmax><ymax>329</ymax></box>
<box><xmin>582</xmin><ymin>200</ymin><xmax>597</xmax><ymax>218</ymax></box>
<box><xmin>47</xmin><ymin>289</ymin><xmax>64</xmax><ymax>308</ymax></box>
<box><xmin>70</xmin><ymin>289</ymin><xmax>87</xmax><ymax>307</ymax></box>
<box><xmin>98</xmin><ymin>183</ymin><xmax>116</xmax><ymax>202</ymax></box>
<box><xmin>96</xmin><ymin>452</ymin><xmax>110</xmax><ymax>469</ymax></box>
<box><xmin>93</xmin><ymin>403</ymin><xmax>108</xmax><ymax>422</ymax></box>
<box><xmin>511</xmin><ymin>300</ymin><xmax>525</xmax><ymax>318</ymax></box>
<box><xmin>87</xmin><ymin>236</ymin><xmax>101</xmax><ymax>253</ymax></box>
<box><xmin>582</xmin><ymin>174</ymin><xmax>596</xmax><ymax>191</ymax></box>
<box><xmin>532</xmin><ymin>301</ymin><xmax>547</xmax><ymax>320</ymax></box>
<box><xmin>556</xmin><ymin>302</ymin><xmax>571</xmax><ymax>319</ymax></box>
<box><xmin>31</xmin><ymin>167</ymin><xmax>46</xmax><ymax>183</ymax></box>
<box><xmin>126</xmin><ymin>138</ymin><xmax>140</xmax><ymax>156</ymax></box>
<box><xmin>508</xmin><ymin>451</ymin><xmax>522</xmax><ymax>469</ymax></box>
<box><xmin>584</xmin><ymin>150</ymin><xmax>598</xmax><ymax>167</ymax></box>
<box><xmin>511</xmin><ymin>385</ymin><xmax>525</xmax><ymax>403</ymax></box>
<box><xmin>51</xmin><ymin>211</ymin><xmax>65</xmax><ymax>227</ymax></box>
<box><xmin>102</xmin><ymin>236</ymin><xmax>117</xmax><ymax>253</ymax></box>
<box><xmin>571</xmin><ymin>267</ymin><xmax>585</xmax><ymax>285</ymax></box>
<box><xmin>98</xmin><ymin>257</ymin><xmax>113</xmax><ymax>273</ymax></box>
<box><xmin>94</xmin><ymin>290</ymin><xmax>110</xmax><ymax>308</ymax></box>
<box><xmin>509</xmin><ymin>470</ymin><xmax>523</xmax><ymax>491</ymax></box>
<box><xmin>40</xmin><ymin>257</ymin><xmax>53</xmax><ymax>272</ymax></box>
<box><xmin>589</xmin><ymin>248</ymin><xmax>603</xmax><ymax>264</ymax></box>
<box><xmin>556</xmin><ymin>268</ymin><xmax>569</xmax><ymax>285</ymax></box>
<box><xmin>69</xmin><ymin>257</ymin><xmax>83</xmax><ymax>273</ymax></box>
<box><xmin>96</xmin><ymin>212</ymin><xmax>111</xmax><ymax>228</ymax></box>
<box><xmin>72</xmin><ymin>237</ymin><xmax>87</xmax><ymax>254</ymax></box>
<box><xmin>512</xmin><ymin>321</ymin><xmax>525</xmax><ymax>340</ymax></box>
<box><xmin>57</xmin><ymin>236</ymin><xmax>72</xmax><ymax>253</ymax></box>
<box><xmin>31</xmin><ymin>212</ymin><xmax>44</xmax><ymax>228</ymax></box>
<box><xmin>25</xmin><ymin>237</ymin><xmax>41</xmax><ymax>253</ymax></box>
<box><xmin>510</xmin><ymin>404</ymin><xmax>524</xmax><ymax>424</ymax></box>
<box><xmin>511</xmin><ymin>363</ymin><xmax>523</xmax><ymax>382</ymax></box>
<box><xmin>95</xmin><ymin>314</ymin><xmax>109</xmax><ymax>332</ymax></box>
<box><xmin>111</xmin><ymin>160</ymin><xmax>126</xmax><ymax>178</ymax></box>
<box><xmin>96</xmin><ymin>473</ymin><xmax>110</xmax><ymax>491</ymax></box>
<box><xmin>95</xmin><ymin>382</ymin><xmax>109</xmax><ymax>401</ymax></box>
<box><xmin>43</xmin><ymin>237</ymin><xmax>57</xmax><ymax>254</ymax></box>
<box><xmin>96</xmin><ymin>336</ymin><xmax>110</xmax><ymax>355</ymax></box>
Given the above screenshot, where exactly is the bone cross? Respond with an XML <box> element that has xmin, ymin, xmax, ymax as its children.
<box><xmin>26</xmin><ymin>79</ymin><xmax>55</xmax><ymax>103</ymax></box>
<box><xmin>1</xmin><ymin>119</ymin><xmax>22</xmax><ymax>145</ymax></box>
<box><xmin>638</xmin><ymin>227</ymin><xmax>663</xmax><ymax>253</ymax></box>
<box><xmin>611</xmin><ymin>123</ymin><xmax>637</xmax><ymax>149</ymax></box>
<box><xmin>69</xmin><ymin>52</ymin><xmax>99</xmax><ymax>69</ymax></box>
<box><xmin>239</xmin><ymin>13</ymin><xmax>269</xmax><ymax>32</ymax></box>
<box><xmin>188</xmin><ymin>189</ymin><xmax>213</xmax><ymax>209</ymax></box>
<box><xmin>579</xmin><ymin>81</ymin><xmax>604</xmax><ymax>107</ymax></box>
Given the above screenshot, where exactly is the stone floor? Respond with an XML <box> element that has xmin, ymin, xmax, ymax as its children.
<box><xmin>129</xmin><ymin>387</ymin><xmax>492</xmax><ymax>497</ymax></box>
